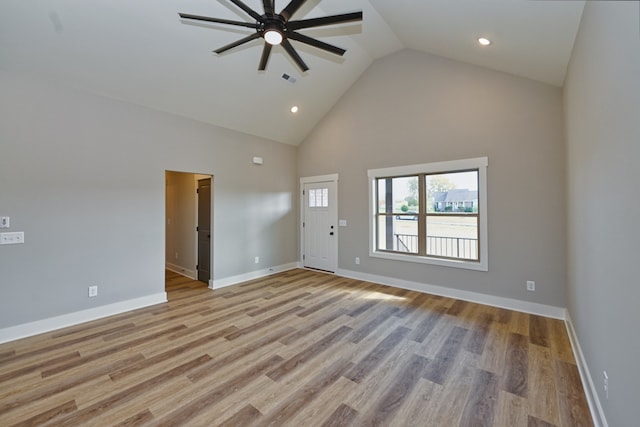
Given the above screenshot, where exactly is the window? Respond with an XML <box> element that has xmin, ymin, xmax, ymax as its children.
<box><xmin>308</xmin><ymin>188</ymin><xmax>328</xmax><ymax>208</ymax></box>
<box><xmin>368</xmin><ymin>157</ymin><xmax>488</xmax><ymax>271</ymax></box>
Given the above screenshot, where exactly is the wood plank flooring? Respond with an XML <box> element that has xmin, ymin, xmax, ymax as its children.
<box><xmin>0</xmin><ymin>269</ymin><xmax>593</xmax><ymax>426</ymax></box>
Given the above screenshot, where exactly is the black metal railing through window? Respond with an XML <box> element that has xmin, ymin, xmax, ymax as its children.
<box><xmin>394</xmin><ymin>234</ymin><xmax>478</xmax><ymax>260</ymax></box>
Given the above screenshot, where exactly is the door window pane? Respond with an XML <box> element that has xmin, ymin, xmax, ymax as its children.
<box><xmin>309</xmin><ymin>188</ymin><xmax>328</xmax><ymax>208</ymax></box>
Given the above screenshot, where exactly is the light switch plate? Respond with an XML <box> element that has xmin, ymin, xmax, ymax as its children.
<box><xmin>0</xmin><ymin>217</ymin><xmax>9</xmax><ymax>228</ymax></box>
<box><xmin>0</xmin><ymin>232</ymin><xmax>24</xmax><ymax>245</ymax></box>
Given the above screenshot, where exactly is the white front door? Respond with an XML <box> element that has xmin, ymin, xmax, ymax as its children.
<box><xmin>303</xmin><ymin>180</ymin><xmax>337</xmax><ymax>272</ymax></box>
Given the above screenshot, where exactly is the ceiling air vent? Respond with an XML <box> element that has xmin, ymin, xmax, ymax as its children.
<box><xmin>282</xmin><ymin>73</ymin><xmax>297</xmax><ymax>84</ymax></box>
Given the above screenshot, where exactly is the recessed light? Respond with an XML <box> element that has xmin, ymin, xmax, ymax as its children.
<box><xmin>478</xmin><ymin>37</ymin><xmax>491</xmax><ymax>46</ymax></box>
<box><xmin>290</xmin><ymin>106</ymin><xmax>299</xmax><ymax>113</ymax></box>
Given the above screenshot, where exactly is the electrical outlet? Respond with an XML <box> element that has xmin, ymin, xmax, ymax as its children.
<box><xmin>603</xmin><ymin>371</ymin><xmax>609</xmax><ymax>399</ymax></box>
<box><xmin>88</xmin><ymin>285</ymin><xmax>98</xmax><ymax>298</ymax></box>
<box><xmin>254</xmin><ymin>256</ymin><xmax>260</xmax><ymax>264</ymax></box>
<box><xmin>355</xmin><ymin>257</ymin><xmax>360</xmax><ymax>265</ymax></box>
<box><xmin>526</xmin><ymin>280</ymin><xmax>536</xmax><ymax>292</ymax></box>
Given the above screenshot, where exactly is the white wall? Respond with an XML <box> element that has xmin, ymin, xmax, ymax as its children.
<box><xmin>564</xmin><ymin>2</ymin><xmax>640</xmax><ymax>426</ymax></box>
<box><xmin>0</xmin><ymin>70</ymin><xmax>297</xmax><ymax>330</ymax></box>
<box><xmin>298</xmin><ymin>49</ymin><xmax>567</xmax><ymax>308</ymax></box>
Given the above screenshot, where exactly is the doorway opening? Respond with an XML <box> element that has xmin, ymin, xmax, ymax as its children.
<box><xmin>165</xmin><ymin>171</ymin><xmax>213</xmax><ymax>289</ymax></box>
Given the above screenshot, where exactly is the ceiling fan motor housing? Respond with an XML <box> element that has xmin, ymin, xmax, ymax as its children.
<box><xmin>260</xmin><ymin>15</ymin><xmax>287</xmax><ymax>44</ymax></box>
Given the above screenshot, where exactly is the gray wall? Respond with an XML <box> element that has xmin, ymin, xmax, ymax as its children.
<box><xmin>0</xmin><ymin>70</ymin><xmax>297</xmax><ymax>328</ymax></box>
<box><xmin>298</xmin><ymin>49</ymin><xmax>567</xmax><ymax>307</ymax></box>
<box><xmin>564</xmin><ymin>2</ymin><xmax>640</xmax><ymax>426</ymax></box>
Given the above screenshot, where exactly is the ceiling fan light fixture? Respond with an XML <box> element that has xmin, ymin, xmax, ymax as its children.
<box><xmin>264</xmin><ymin>29</ymin><xmax>283</xmax><ymax>45</ymax></box>
<box><xmin>179</xmin><ymin>1</ymin><xmax>363</xmax><ymax>72</ymax></box>
<box><xmin>478</xmin><ymin>37</ymin><xmax>491</xmax><ymax>46</ymax></box>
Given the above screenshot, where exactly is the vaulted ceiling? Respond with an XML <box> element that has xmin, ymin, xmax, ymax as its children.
<box><xmin>0</xmin><ymin>0</ymin><xmax>585</xmax><ymax>145</ymax></box>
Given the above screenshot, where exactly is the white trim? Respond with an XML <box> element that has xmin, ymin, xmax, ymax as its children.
<box><xmin>0</xmin><ymin>292</ymin><xmax>167</xmax><ymax>344</ymax></box>
<box><xmin>367</xmin><ymin>157</ymin><xmax>489</xmax><ymax>179</ymax></box>
<box><xmin>367</xmin><ymin>157</ymin><xmax>488</xmax><ymax>272</ymax></box>
<box><xmin>165</xmin><ymin>263</ymin><xmax>196</xmax><ymax>280</ymax></box>
<box><xmin>369</xmin><ymin>251</ymin><xmax>488</xmax><ymax>271</ymax></box>
<box><xmin>300</xmin><ymin>174</ymin><xmax>339</xmax><ymax>185</ymax></box>
<box><xmin>335</xmin><ymin>268</ymin><xmax>566</xmax><ymax>319</ymax></box>
<box><xmin>211</xmin><ymin>262</ymin><xmax>298</xmax><ymax>289</ymax></box>
<box><xmin>565</xmin><ymin>314</ymin><xmax>608</xmax><ymax>427</ymax></box>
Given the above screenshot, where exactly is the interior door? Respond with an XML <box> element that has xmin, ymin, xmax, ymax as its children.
<box><xmin>197</xmin><ymin>178</ymin><xmax>211</xmax><ymax>283</ymax></box>
<box><xmin>303</xmin><ymin>180</ymin><xmax>337</xmax><ymax>272</ymax></box>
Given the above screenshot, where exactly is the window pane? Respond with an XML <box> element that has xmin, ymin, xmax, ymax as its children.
<box><xmin>309</xmin><ymin>189</ymin><xmax>316</xmax><ymax>207</ymax></box>
<box><xmin>377</xmin><ymin>176</ymin><xmax>419</xmax><ymax>214</ymax></box>
<box><xmin>309</xmin><ymin>188</ymin><xmax>328</xmax><ymax>208</ymax></box>
<box><xmin>426</xmin><ymin>215</ymin><xmax>478</xmax><ymax>260</ymax></box>
<box><xmin>377</xmin><ymin>215</ymin><xmax>418</xmax><ymax>253</ymax></box>
<box><xmin>427</xmin><ymin>170</ymin><xmax>478</xmax><ymax>214</ymax></box>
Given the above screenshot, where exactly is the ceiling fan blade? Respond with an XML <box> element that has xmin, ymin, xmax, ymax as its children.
<box><xmin>263</xmin><ymin>0</ymin><xmax>275</xmax><ymax>16</ymax></box>
<box><xmin>288</xmin><ymin>32</ymin><xmax>346</xmax><ymax>56</ymax></box>
<box><xmin>228</xmin><ymin>0</ymin><xmax>263</xmax><ymax>21</ymax></box>
<box><xmin>179</xmin><ymin>13</ymin><xmax>259</xmax><ymax>29</ymax></box>
<box><xmin>214</xmin><ymin>33</ymin><xmax>261</xmax><ymax>54</ymax></box>
<box><xmin>281</xmin><ymin>39</ymin><xmax>309</xmax><ymax>72</ymax></box>
<box><xmin>280</xmin><ymin>0</ymin><xmax>307</xmax><ymax>21</ymax></box>
<box><xmin>258</xmin><ymin>43</ymin><xmax>272</xmax><ymax>70</ymax></box>
<box><xmin>288</xmin><ymin>12</ymin><xmax>363</xmax><ymax>30</ymax></box>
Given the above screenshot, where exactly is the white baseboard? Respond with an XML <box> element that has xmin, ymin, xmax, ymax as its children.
<box><xmin>0</xmin><ymin>261</ymin><xmax>299</xmax><ymax>344</ymax></box>
<box><xmin>211</xmin><ymin>262</ymin><xmax>298</xmax><ymax>289</ymax></box>
<box><xmin>335</xmin><ymin>268</ymin><xmax>567</xmax><ymax>319</ymax></box>
<box><xmin>0</xmin><ymin>292</ymin><xmax>167</xmax><ymax>344</ymax></box>
<box><xmin>166</xmin><ymin>263</ymin><xmax>196</xmax><ymax>280</ymax></box>
<box><xmin>565</xmin><ymin>314</ymin><xmax>608</xmax><ymax>427</ymax></box>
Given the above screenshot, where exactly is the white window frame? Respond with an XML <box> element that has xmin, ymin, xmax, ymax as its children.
<box><xmin>368</xmin><ymin>157</ymin><xmax>488</xmax><ymax>271</ymax></box>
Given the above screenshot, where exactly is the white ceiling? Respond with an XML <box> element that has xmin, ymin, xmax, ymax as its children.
<box><xmin>0</xmin><ymin>0</ymin><xmax>585</xmax><ymax>145</ymax></box>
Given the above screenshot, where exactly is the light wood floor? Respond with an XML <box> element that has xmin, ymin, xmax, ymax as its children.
<box><xmin>0</xmin><ymin>269</ymin><xmax>592</xmax><ymax>426</ymax></box>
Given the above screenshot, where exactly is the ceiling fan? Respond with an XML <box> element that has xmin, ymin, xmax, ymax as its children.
<box><xmin>179</xmin><ymin>0</ymin><xmax>363</xmax><ymax>72</ymax></box>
